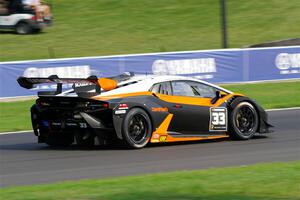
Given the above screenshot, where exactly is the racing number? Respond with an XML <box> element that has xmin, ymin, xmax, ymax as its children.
<box><xmin>211</xmin><ymin>112</ymin><xmax>226</xmax><ymax>125</ymax></box>
<box><xmin>210</xmin><ymin>107</ymin><xmax>227</xmax><ymax>131</ymax></box>
<box><xmin>79</xmin><ymin>123</ymin><xmax>87</xmax><ymax>128</ymax></box>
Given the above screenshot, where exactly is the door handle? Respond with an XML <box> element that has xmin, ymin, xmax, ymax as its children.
<box><xmin>173</xmin><ymin>104</ymin><xmax>182</xmax><ymax>108</ymax></box>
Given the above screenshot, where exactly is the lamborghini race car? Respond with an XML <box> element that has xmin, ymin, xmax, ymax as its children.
<box><xmin>17</xmin><ymin>73</ymin><xmax>272</xmax><ymax>149</ymax></box>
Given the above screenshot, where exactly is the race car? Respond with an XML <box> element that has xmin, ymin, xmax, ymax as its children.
<box><xmin>17</xmin><ymin>73</ymin><xmax>272</xmax><ymax>149</ymax></box>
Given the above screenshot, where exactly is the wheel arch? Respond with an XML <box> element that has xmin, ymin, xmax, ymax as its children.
<box><xmin>112</xmin><ymin>96</ymin><xmax>169</xmax><ymax>140</ymax></box>
<box><xmin>15</xmin><ymin>19</ymin><xmax>33</xmax><ymax>34</ymax></box>
<box><xmin>227</xmin><ymin>96</ymin><xmax>263</xmax><ymax>132</ymax></box>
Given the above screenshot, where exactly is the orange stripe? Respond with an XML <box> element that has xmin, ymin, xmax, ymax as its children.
<box><xmin>213</xmin><ymin>93</ymin><xmax>244</xmax><ymax>107</ymax></box>
<box><xmin>151</xmin><ymin>114</ymin><xmax>173</xmax><ymax>143</ymax></box>
<box><xmin>93</xmin><ymin>90</ymin><xmax>243</xmax><ymax>107</ymax></box>
<box><xmin>163</xmin><ymin>135</ymin><xmax>229</xmax><ymax>143</ymax></box>
<box><xmin>150</xmin><ymin>114</ymin><xmax>229</xmax><ymax>143</ymax></box>
<box><xmin>156</xmin><ymin>94</ymin><xmax>213</xmax><ymax>106</ymax></box>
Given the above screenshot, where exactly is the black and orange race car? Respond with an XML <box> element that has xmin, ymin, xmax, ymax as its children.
<box><xmin>17</xmin><ymin>73</ymin><xmax>272</xmax><ymax>149</ymax></box>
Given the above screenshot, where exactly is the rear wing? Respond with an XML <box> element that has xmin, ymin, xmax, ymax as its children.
<box><xmin>17</xmin><ymin>72</ymin><xmax>134</xmax><ymax>97</ymax></box>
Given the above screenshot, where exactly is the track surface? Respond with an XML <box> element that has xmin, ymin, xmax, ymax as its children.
<box><xmin>0</xmin><ymin>109</ymin><xmax>299</xmax><ymax>187</ymax></box>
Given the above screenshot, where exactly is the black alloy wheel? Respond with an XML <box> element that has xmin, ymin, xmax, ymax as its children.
<box><xmin>122</xmin><ymin>108</ymin><xmax>152</xmax><ymax>148</ymax></box>
<box><xmin>229</xmin><ymin>102</ymin><xmax>259</xmax><ymax>140</ymax></box>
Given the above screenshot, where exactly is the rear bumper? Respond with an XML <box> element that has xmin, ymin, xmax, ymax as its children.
<box><xmin>31</xmin><ymin>104</ymin><xmax>114</xmax><ymax>139</ymax></box>
<box><xmin>27</xmin><ymin>18</ymin><xmax>53</xmax><ymax>29</ymax></box>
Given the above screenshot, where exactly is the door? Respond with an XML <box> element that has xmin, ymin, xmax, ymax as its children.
<box><xmin>153</xmin><ymin>80</ymin><xmax>226</xmax><ymax>136</ymax></box>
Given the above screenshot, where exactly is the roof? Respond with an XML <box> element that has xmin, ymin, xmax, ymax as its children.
<box><xmin>97</xmin><ymin>75</ymin><xmax>232</xmax><ymax>96</ymax></box>
<box><xmin>59</xmin><ymin>74</ymin><xmax>232</xmax><ymax>97</ymax></box>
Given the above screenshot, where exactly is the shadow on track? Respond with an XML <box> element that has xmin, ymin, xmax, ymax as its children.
<box><xmin>0</xmin><ymin>134</ymin><xmax>269</xmax><ymax>151</ymax></box>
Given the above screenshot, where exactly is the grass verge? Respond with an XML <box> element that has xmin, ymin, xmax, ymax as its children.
<box><xmin>0</xmin><ymin>100</ymin><xmax>33</xmax><ymax>132</ymax></box>
<box><xmin>1</xmin><ymin>0</ymin><xmax>300</xmax><ymax>61</ymax></box>
<box><xmin>0</xmin><ymin>81</ymin><xmax>299</xmax><ymax>132</ymax></box>
<box><xmin>0</xmin><ymin>161</ymin><xmax>299</xmax><ymax>200</ymax></box>
<box><xmin>222</xmin><ymin>81</ymin><xmax>300</xmax><ymax>109</ymax></box>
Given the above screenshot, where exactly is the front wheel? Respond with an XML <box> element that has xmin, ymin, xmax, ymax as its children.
<box><xmin>122</xmin><ymin>108</ymin><xmax>152</xmax><ymax>149</ymax></box>
<box><xmin>229</xmin><ymin>102</ymin><xmax>259</xmax><ymax>140</ymax></box>
<box><xmin>15</xmin><ymin>22</ymin><xmax>32</xmax><ymax>34</ymax></box>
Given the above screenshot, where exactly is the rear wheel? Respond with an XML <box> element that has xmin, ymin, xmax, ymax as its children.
<box><xmin>229</xmin><ymin>102</ymin><xmax>259</xmax><ymax>140</ymax></box>
<box><xmin>122</xmin><ymin>108</ymin><xmax>152</xmax><ymax>149</ymax></box>
<box><xmin>15</xmin><ymin>22</ymin><xmax>32</xmax><ymax>34</ymax></box>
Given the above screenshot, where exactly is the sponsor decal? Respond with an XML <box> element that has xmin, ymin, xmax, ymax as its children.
<box><xmin>275</xmin><ymin>53</ymin><xmax>300</xmax><ymax>74</ymax></box>
<box><xmin>23</xmin><ymin>65</ymin><xmax>91</xmax><ymax>90</ymax></box>
<box><xmin>115</xmin><ymin>110</ymin><xmax>127</xmax><ymax>115</ymax></box>
<box><xmin>159</xmin><ymin>135</ymin><xmax>167</xmax><ymax>142</ymax></box>
<box><xmin>153</xmin><ymin>133</ymin><xmax>159</xmax><ymax>139</ymax></box>
<box><xmin>66</xmin><ymin>122</ymin><xmax>77</xmax><ymax>126</ymax></box>
<box><xmin>209</xmin><ymin>107</ymin><xmax>227</xmax><ymax>131</ymax></box>
<box><xmin>23</xmin><ymin>65</ymin><xmax>91</xmax><ymax>78</ymax></box>
<box><xmin>52</xmin><ymin>122</ymin><xmax>61</xmax><ymax>126</ymax></box>
<box><xmin>151</xmin><ymin>107</ymin><xmax>168</xmax><ymax>112</ymax></box>
<box><xmin>41</xmin><ymin>120</ymin><xmax>49</xmax><ymax>127</ymax></box>
<box><xmin>152</xmin><ymin>58</ymin><xmax>216</xmax><ymax>79</ymax></box>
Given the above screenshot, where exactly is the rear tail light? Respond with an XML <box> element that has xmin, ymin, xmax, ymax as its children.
<box><xmin>31</xmin><ymin>15</ymin><xmax>37</xmax><ymax>21</ymax></box>
<box><xmin>118</xmin><ymin>103</ymin><xmax>128</xmax><ymax>109</ymax></box>
<box><xmin>103</xmin><ymin>103</ymin><xmax>109</xmax><ymax>108</ymax></box>
<box><xmin>87</xmin><ymin>102</ymin><xmax>109</xmax><ymax>110</ymax></box>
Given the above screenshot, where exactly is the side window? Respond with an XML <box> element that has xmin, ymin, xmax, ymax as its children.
<box><xmin>171</xmin><ymin>81</ymin><xmax>195</xmax><ymax>96</ymax></box>
<box><xmin>171</xmin><ymin>81</ymin><xmax>217</xmax><ymax>98</ymax></box>
<box><xmin>150</xmin><ymin>82</ymin><xmax>172</xmax><ymax>95</ymax></box>
<box><xmin>151</xmin><ymin>83</ymin><xmax>161</xmax><ymax>93</ymax></box>
<box><xmin>160</xmin><ymin>82</ymin><xmax>172</xmax><ymax>95</ymax></box>
<box><xmin>188</xmin><ymin>81</ymin><xmax>217</xmax><ymax>98</ymax></box>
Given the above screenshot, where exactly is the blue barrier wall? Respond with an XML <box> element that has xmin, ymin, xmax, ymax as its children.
<box><xmin>0</xmin><ymin>46</ymin><xmax>299</xmax><ymax>98</ymax></box>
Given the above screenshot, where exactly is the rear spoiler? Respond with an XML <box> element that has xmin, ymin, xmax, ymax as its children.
<box><xmin>17</xmin><ymin>72</ymin><xmax>134</xmax><ymax>97</ymax></box>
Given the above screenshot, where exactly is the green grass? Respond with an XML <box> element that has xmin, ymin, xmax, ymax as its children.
<box><xmin>1</xmin><ymin>0</ymin><xmax>300</xmax><ymax>61</ymax></box>
<box><xmin>0</xmin><ymin>161</ymin><xmax>299</xmax><ymax>200</ymax></box>
<box><xmin>0</xmin><ymin>81</ymin><xmax>299</xmax><ymax>132</ymax></box>
<box><xmin>0</xmin><ymin>100</ymin><xmax>33</xmax><ymax>132</ymax></box>
<box><xmin>222</xmin><ymin>81</ymin><xmax>300</xmax><ymax>109</ymax></box>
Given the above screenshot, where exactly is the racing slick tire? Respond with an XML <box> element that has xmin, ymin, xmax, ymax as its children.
<box><xmin>44</xmin><ymin>132</ymin><xmax>73</xmax><ymax>147</ymax></box>
<box><xmin>15</xmin><ymin>22</ymin><xmax>33</xmax><ymax>34</ymax></box>
<box><xmin>122</xmin><ymin>108</ymin><xmax>152</xmax><ymax>149</ymax></box>
<box><xmin>228</xmin><ymin>101</ymin><xmax>259</xmax><ymax>140</ymax></box>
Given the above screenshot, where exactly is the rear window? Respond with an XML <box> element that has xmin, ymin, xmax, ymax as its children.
<box><xmin>150</xmin><ymin>82</ymin><xmax>172</xmax><ymax>95</ymax></box>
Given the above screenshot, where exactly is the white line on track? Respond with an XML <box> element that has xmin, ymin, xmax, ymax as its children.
<box><xmin>0</xmin><ymin>107</ymin><xmax>299</xmax><ymax>135</ymax></box>
<box><xmin>0</xmin><ymin>130</ymin><xmax>32</xmax><ymax>135</ymax></box>
<box><xmin>266</xmin><ymin>107</ymin><xmax>300</xmax><ymax>112</ymax></box>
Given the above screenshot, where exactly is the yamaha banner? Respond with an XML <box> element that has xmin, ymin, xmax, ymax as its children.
<box><xmin>0</xmin><ymin>46</ymin><xmax>299</xmax><ymax>98</ymax></box>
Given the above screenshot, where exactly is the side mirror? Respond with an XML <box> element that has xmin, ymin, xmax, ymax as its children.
<box><xmin>211</xmin><ymin>90</ymin><xmax>227</xmax><ymax>104</ymax></box>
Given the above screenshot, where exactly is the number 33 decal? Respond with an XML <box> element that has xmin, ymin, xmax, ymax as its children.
<box><xmin>210</xmin><ymin>107</ymin><xmax>227</xmax><ymax>131</ymax></box>
<box><xmin>212</xmin><ymin>112</ymin><xmax>226</xmax><ymax>125</ymax></box>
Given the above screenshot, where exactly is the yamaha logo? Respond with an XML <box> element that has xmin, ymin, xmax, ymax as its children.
<box><xmin>23</xmin><ymin>65</ymin><xmax>91</xmax><ymax>78</ymax></box>
<box><xmin>152</xmin><ymin>58</ymin><xmax>216</xmax><ymax>77</ymax></box>
<box><xmin>275</xmin><ymin>53</ymin><xmax>300</xmax><ymax>74</ymax></box>
<box><xmin>275</xmin><ymin>53</ymin><xmax>290</xmax><ymax>70</ymax></box>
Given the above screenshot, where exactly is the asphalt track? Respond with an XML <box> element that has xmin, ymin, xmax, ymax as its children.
<box><xmin>0</xmin><ymin>109</ymin><xmax>299</xmax><ymax>187</ymax></box>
